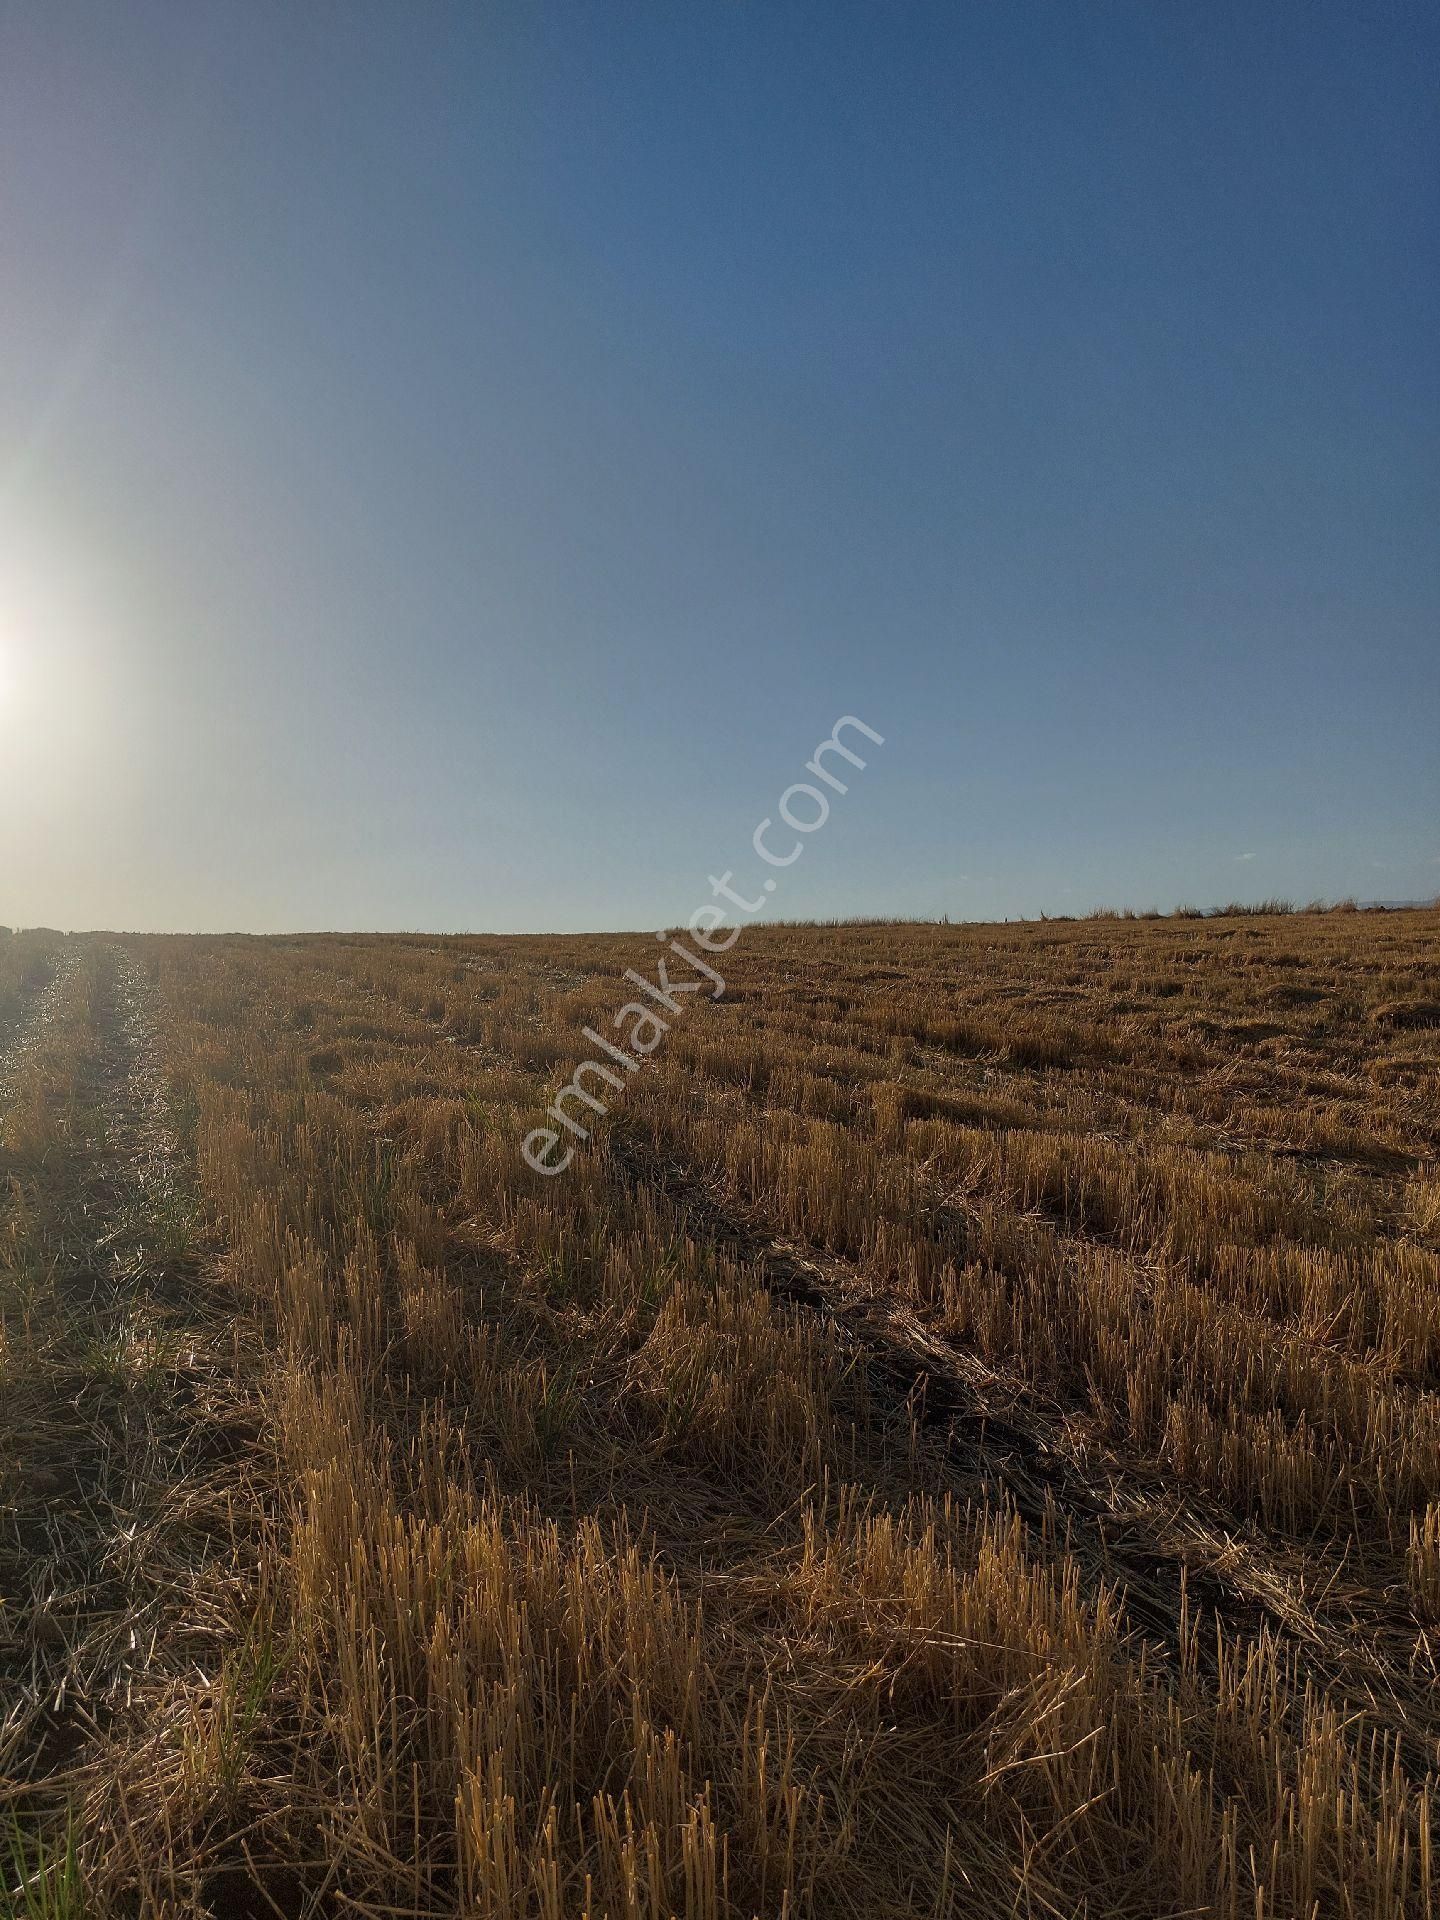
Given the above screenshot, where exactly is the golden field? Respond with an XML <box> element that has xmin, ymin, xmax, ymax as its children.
<box><xmin>2</xmin><ymin>906</ymin><xmax>1438</xmax><ymax>1917</ymax></box>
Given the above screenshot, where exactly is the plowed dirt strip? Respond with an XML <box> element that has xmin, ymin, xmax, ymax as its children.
<box><xmin>0</xmin><ymin>944</ymin><xmax>262</xmax><ymax>1868</ymax></box>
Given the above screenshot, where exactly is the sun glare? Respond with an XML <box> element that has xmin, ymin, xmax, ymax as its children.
<box><xmin>0</xmin><ymin>635</ymin><xmax>25</xmax><ymax>720</ymax></box>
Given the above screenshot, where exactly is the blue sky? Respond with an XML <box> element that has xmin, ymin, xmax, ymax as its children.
<box><xmin>1</xmin><ymin>1</ymin><xmax>1435</xmax><ymax>931</ymax></box>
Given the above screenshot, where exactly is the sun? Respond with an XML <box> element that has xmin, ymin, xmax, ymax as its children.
<box><xmin>0</xmin><ymin>638</ymin><xmax>18</xmax><ymax>718</ymax></box>
<box><xmin>0</xmin><ymin>633</ymin><xmax>31</xmax><ymax>715</ymax></box>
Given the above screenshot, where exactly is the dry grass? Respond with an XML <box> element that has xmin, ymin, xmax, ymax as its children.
<box><xmin>2</xmin><ymin>908</ymin><xmax>1438</xmax><ymax>1915</ymax></box>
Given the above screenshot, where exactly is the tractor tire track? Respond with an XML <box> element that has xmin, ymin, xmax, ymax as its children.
<box><xmin>606</xmin><ymin>1123</ymin><xmax>1440</xmax><ymax>1777</ymax></box>
<box><xmin>0</xmin><ymin>943</ymin><xmax>264</xmax><ymax>1826</ymax></box>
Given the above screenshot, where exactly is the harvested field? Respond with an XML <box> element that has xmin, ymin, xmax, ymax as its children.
<box><xmin>3</xmin><ymin>907</ymin><xmax>1438</xmax><ymax>1917</ymax></box>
